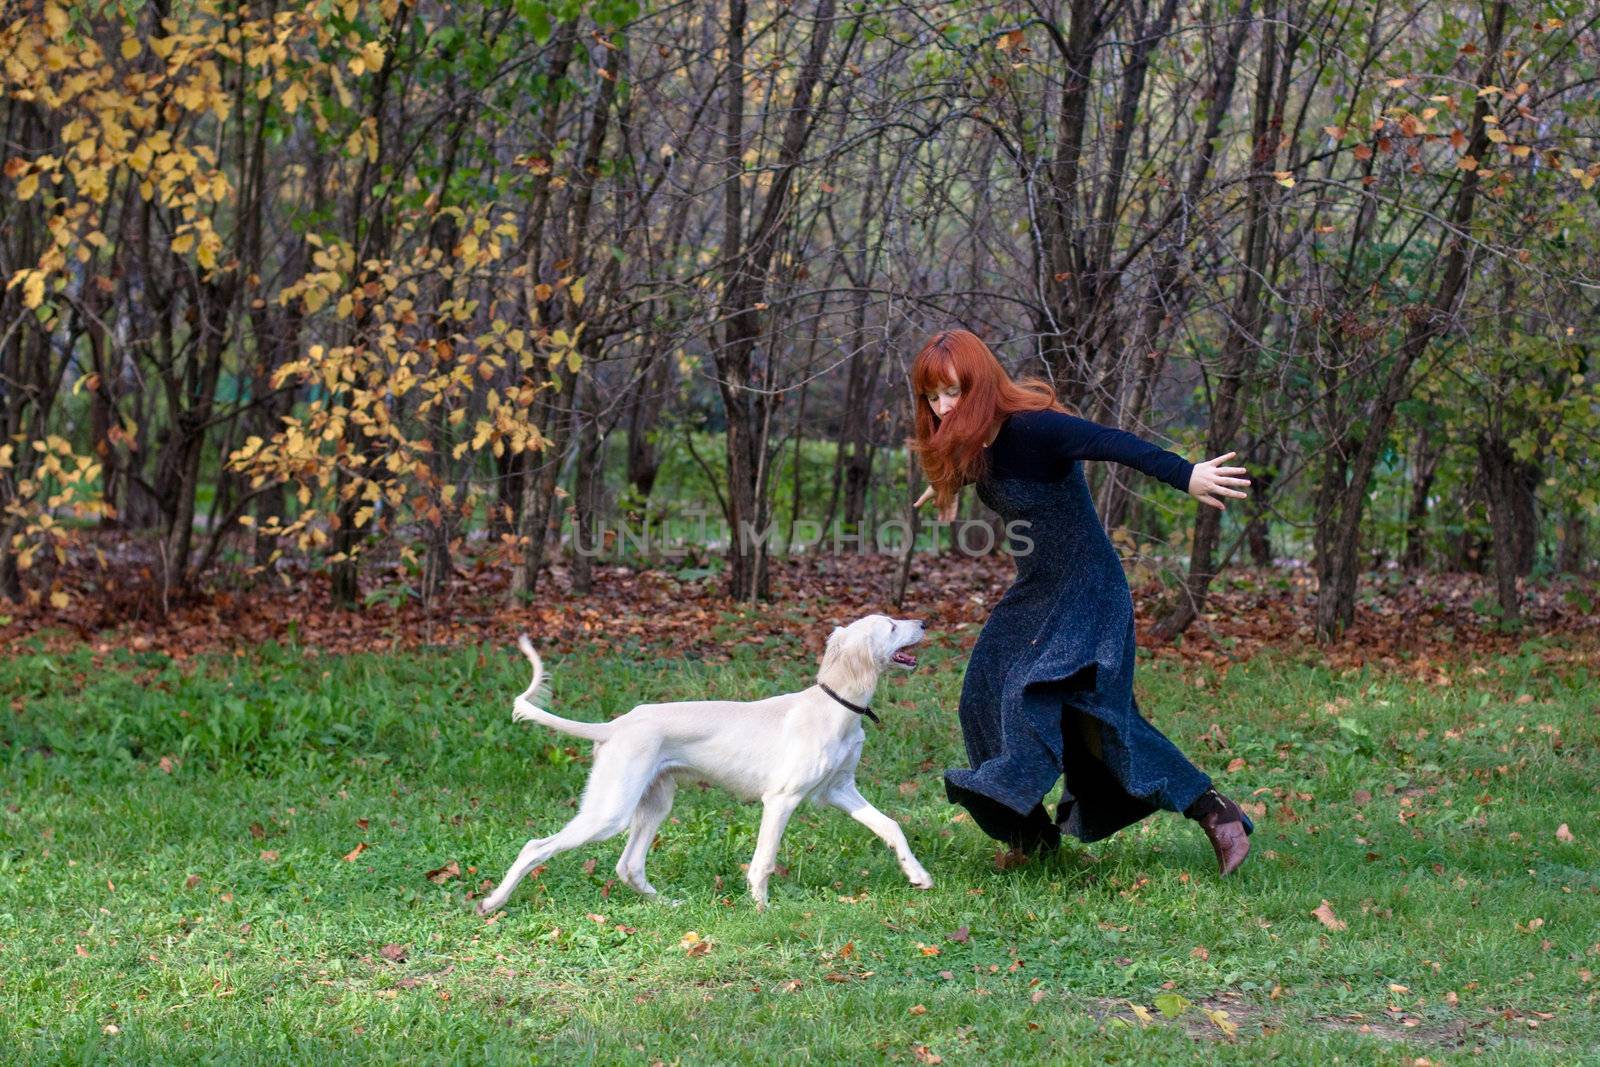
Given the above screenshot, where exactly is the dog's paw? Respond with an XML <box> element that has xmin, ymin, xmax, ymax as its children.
<box><xmin>909</xmin><ymin>871</ymin><xmax>934</xmax><ymax>890</ymax></box>
<box><xmin>474</xmin><ymin>898</ymin><xmax>501</xmax><ymax>918</ymax></box>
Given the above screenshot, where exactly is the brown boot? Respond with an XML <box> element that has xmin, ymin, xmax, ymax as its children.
<box><xmin>1186</xmin><ymin>788</ymin><xmax>1252</xmax><ymax>877</ymax></box>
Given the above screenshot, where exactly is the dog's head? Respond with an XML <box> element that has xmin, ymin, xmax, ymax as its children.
<box><xmin>820</xmin><ymin>615</ymin><xmax>925</xmax><ymax>685</ymax></box>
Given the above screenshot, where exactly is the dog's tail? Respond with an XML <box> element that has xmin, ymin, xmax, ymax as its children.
<box><xmin>510</xmin><ymin>635</ymin><xmax>615</xmax><ymax>742</ymax></box>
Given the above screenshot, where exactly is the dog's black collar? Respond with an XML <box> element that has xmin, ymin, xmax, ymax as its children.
<box><xmin>819</xmin><ymin>682</ymin><xmax>880</xmax><ymax>725</ymax></box>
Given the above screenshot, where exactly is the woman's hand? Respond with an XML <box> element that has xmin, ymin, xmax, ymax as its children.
<box><xmin>1187</xmin><ymin>452</ymin><xmax>1251</xmax><ymax>511</ymax></box>
<box><xmin>915</xmin><ymin>485</ymin><xmax>958</xmax><ymax>523</ymax></box>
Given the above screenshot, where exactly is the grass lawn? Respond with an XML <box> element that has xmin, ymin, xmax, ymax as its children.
<box><xmin>1</xmin><ymin>627</ymin><xmax>1595</xmax><ymax>1064</ymax></box>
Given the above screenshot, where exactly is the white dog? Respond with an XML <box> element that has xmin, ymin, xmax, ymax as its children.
<box><xmin>476</xmin><ymin>614</ymin><xmax>933</xmax><ymax>914</ymax></box>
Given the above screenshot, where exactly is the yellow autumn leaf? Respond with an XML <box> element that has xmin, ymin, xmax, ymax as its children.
<box><xmin>569</xmin><ymin>276</ymin><xmax>585</xmax><ymax>306</ymax></box>
<box><xmin>44</xmin><ymin>3</ymin><xmax>68</xmax><ymax>37</ymax></box>
<box><xmin>1205</xmin><ymin>1008</ymin><xmax>1239</xmax><ymax>1038</ymax></box>
<box><xmin>362</xmin><ymin>42</ymin><xmax>385</xmax><ymax>72</ymax></box>
<box><xmin>16</xmin><ymin>172</ymin><xmax>39</xmax><ymax>200</ymax></box>
<box><xmin>282</xmin><ymin>81</ymin><xmax>306</xmax><ymax>114</ymax></box>
<box><xmin>23</xmin><ymin>271</ymin><xmax>46</xmax><ymax>309</ymax></box>
<box><xmin>1274</xmin><ymin>171</ymin><xmax>1295</xmax><ymax>188</ymax></box>
<box><xmin>121</xmin><ymin>37</ymin><xmax>141</xmax><ymax>60</ymax></box>
<box><xmin>50</xmin><ymin>590</ymin><xmax>70</xmax><ymax>609</ymax></box>
<box><xmin>1458</xmin><ymin>155</ymin><xmax>1478</xmax><ymax>171</ymax></box>
<box><xmin>171</xmin><ymin>232</ymin><xmax>195</xmax><ymax>254</ymax></box>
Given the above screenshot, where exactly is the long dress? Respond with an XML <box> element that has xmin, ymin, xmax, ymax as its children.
<box><xmin>943</xmin><ymin>409</ymin><xmax>1249</xmax><ymax>849</ymax></box>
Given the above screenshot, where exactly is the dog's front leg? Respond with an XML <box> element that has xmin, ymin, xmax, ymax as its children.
<box><xmin>747</xmin><ymin>793</ymin><xmax>803</xmax><ymax>910</ymax></box>
<box><xmin>825</xmin><ymin>781</ymin><xmax>933</xmax><ymax>890</ymax></box>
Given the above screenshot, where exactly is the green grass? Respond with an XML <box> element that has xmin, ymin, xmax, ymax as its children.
<box><xmin>1</xmin><ymin>633</ymin><xmax>1595</xmax><ymax>1064</ymax></box>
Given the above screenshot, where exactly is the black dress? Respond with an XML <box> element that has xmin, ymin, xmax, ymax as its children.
<box><xmin>943</xmin><ymin>410</ymin><xmax>1248</xmax><ymax>849</ymax></box>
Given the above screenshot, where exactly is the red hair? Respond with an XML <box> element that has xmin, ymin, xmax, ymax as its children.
<box><xmin>908</xmin><ymin>329</ymin><xmax>1065</xmax><ymax>510</ymax></box>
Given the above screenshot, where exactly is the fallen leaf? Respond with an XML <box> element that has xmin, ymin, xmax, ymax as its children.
<box><xmin>1556</xmin><ymin>824</ymin><xmax>1574</xmax><ymax>843</ymax></box>
<box><xmin>1207</xmin><ymin>1008</ymin><xmax>1239</xmax><ymax>1038</ymax></box>
<box><xmin>1313</xmin><ymin>900</ymin><xmax>1347</xmax><ymax>931</ymax></box>
<box><xmin>918</xmin><ymin>943</ymin><xmax>941</xmax><ymax>957</ymax></box>
<box><xmin>1191</xmin><ymin>946</ymin><xmax>1210</xmax><ymax>961</ymax></box>
<box><xmin>342</xmin><ymin>842</ymin><xmax>368</xmax><ymax>862</ymax></box>
<box><xmin>1352</xmin><ymin>789</ymin><xmax>1372</xmax><ymax>806</ymax></box>
<box><xmin>839</xmin><ymin>941</ymin><xmax>855</xmax><ymax>959</ymax></box>
<box><xmin>158</xmin><ymin>755</ymin><xmax>174</xmax><ymax>774</ymax></box>
<box><xmin>1129</xmin><ymin>1003</ymin><xmax>1154</xmax><ymax>1024</ymax></box>
<box><xmin>1226</xmin><ymin>757</ymin><xmax>1247</xmax><ymax>773</ymax></box>
<box><xmin>379</xmin><ymin>943</ymin><xmax>408</xmax><ymax>962</ymax></box>
<box><xmin>184</xmin><ymin>874</ymin><xmax>200</xmax><ymax>889</ymax></box>
<box><xmin>425</xmin><ymin>860</ymin><xmax>461</xmax><ymax>884</ymax></box>
<box><xmin>75</xmin><ymin>944</ymin><xmax>89</xmax><ymax>958</ymax></box>
<box><xmin>912</xmin><ymin>1045</ymin><xmax>942</xmax><ymax>1065</ymax></box>
<box><xmin>994</xmin><ymin>847</ymin><xmax>1029</xmax><ymax>870</ymax></box>
<box><xmin>909</xmin><ymin>1004</ymin><xmax>927</xmax><ymax>1015</ymax></box>
<box><xmin>249</xmin><ymin>823</ymin><xmax>265</xmax><ymax>840</ymax></box>
<box><xmin>259</xmin><ymin>850</ymin><xmax>279</xmax><ymax>862</ymax></box>
<box><xmin>1154</xmin><ymin>992</ymin><xmax>1191</xmax><ymax>1018</ymax></box>
<box><xmin>582</xmin><ymin>858</ymin><xmax>597</xmax><ymax>875</ymax></box>
<box><xmin>947</xmin><ymin>926</ymin><xmax>970</xmax><ymax>944</ymax></box>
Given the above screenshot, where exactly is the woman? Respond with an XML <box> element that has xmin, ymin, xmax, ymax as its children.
<box><xmin>908</xmin><ymin>329</ymin><xmax>1254</xmax><ymax>875</ymax></box>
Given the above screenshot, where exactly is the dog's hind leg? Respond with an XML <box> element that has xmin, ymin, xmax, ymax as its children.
<box><xmin>823</xmin><ymin>781</ymin><xmax>933</xmax><ymax>890</ymax></box>
<box><xmin>477</xmin><ymin>742</ymin><xmax>655</xmax><ymax>916</ymax></box>
<box><xmin>615</xmin><ymin>774</ymin><xmax>676</xmax><ymax>898</ymax></box>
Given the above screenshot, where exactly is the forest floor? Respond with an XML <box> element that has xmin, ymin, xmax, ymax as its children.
<box><xmin>3</xmin><ymin>532</ymin><xmax>1597</xmax><ymax>671</ymax></box>
<box><xmin>2</xmin><ymin>542</ymin><xmax>1596</xmax><ymax>1063</ymax></box>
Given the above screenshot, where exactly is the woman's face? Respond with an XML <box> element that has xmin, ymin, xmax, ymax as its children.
<box><xmin>924</xmin><ymin>377</ymin><xmax>961</xmax><ymax>419</ymax></box>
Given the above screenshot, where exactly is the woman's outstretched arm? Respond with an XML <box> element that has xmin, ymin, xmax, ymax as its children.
<box><xmin>1010</xmin><ymin>410</ymin><xmax>1249</xmax><ymax>507</ymax></box>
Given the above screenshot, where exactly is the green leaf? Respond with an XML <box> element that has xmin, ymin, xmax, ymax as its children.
<box><xmin>1154</xmin><ymin>993</ymin><xmax>1191</xmax><ymax>1019</ymax></box>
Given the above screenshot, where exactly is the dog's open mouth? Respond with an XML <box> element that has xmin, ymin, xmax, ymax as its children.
<box><xmin>891</xmin><ymin>649</ymin><xmax>918</xmax><ymax>667</ymax></box>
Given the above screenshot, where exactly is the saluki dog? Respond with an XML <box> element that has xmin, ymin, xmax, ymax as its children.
<box><xmin>477</xmin><ymin>614</ymin><xmax>933</xmax><ymax>913</ymax></box>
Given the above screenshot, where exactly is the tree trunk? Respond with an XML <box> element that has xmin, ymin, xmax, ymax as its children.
<box><xmin>1401</xmin><ymin>424</ymin><xmax>1444</xmax><ymax>571</ymax></box>
<box><xmin>1150</xmin><ymin>0</ymin><xmax>1281</xmax><ymax>642</ymax></box>
<box><xmin>1477</xmin><ymin>434</ymin><xmax>1541</xmax><ymax>623</ymax></box>
<box><xmin>1314</xmin><ymin>0</ymin><xmax>1506</xmax><ymax>641</ymax></box>
<box><xmin>624</xmin><ymin>349</ymin><xmax>671</xmax><ymax>499</ymax></box>
<box><xmin>570</xmin><ymin>377</ymin><xmax>607</xmax><ymax>595</ymax></box>
<box><xmin>1245</xmin><ymin>464</ymin><xmax>1275</xmax><ymax>567</ymax></box>
<box><xmin>1556</xmin><ymin>506</ymin><xmax>1587</xmax><ymax>574</ymax></box>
